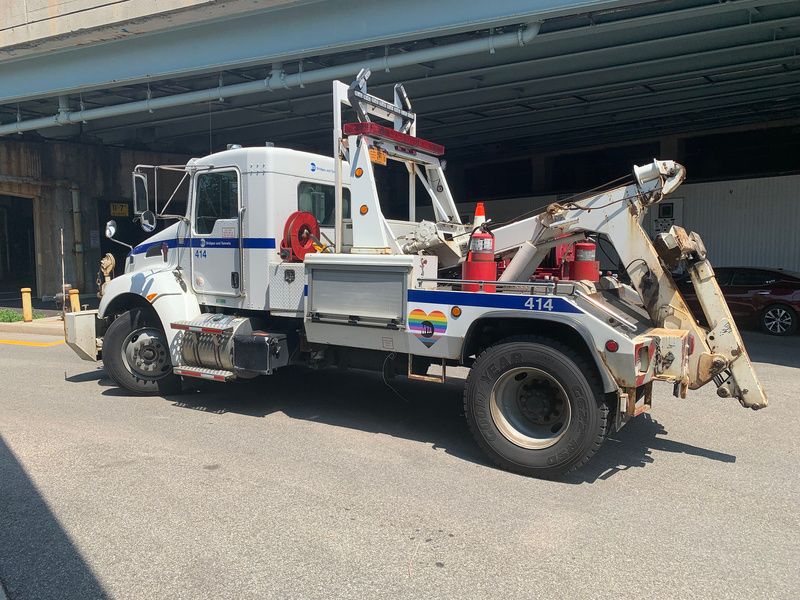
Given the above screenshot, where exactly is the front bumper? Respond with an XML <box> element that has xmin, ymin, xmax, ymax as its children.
<box><xmin>64</xmin><ymin>309</ymin><xmax>105</xmax><ymax>361</ymax></box>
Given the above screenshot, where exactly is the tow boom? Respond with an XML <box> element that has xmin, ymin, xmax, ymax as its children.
<box><xmin>495</xmin><ymin>159</ymin><xmax>767</xmax><ymax>410</ymax></box>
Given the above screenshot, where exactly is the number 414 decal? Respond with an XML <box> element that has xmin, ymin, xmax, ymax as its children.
<box><xmin>524</xmin><ymin>297</ymin><xmax>553</xmax><ymax>311</ymax></box>
<box><xmin>194</xmin><ymin>249</ymin><xmax>207</xmax><ymax>259</ymax></box>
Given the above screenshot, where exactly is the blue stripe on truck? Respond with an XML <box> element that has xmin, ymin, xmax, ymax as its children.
<box><xmin>131</xmin><ymin>237</ymin><xmax>276</xmax><ymax>255</ymax></box>
<box><xmin>407</xmin><ymin>289</ymin><xmax>582</xmax><ymax>313</ymax></box>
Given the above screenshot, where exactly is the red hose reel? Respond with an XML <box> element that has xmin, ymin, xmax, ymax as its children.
<box><xmin>280</xmin><ymin>211</ymin><xmax>320</xmax><ymax>262</ymax></box>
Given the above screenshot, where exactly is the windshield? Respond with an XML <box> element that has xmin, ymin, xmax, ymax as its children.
<box><xmin>778</xmin><ymin>269</ymin><xmax>800</xmax><ymax>281</ymax></box>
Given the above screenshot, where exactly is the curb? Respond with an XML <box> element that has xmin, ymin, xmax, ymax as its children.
<box><xmin>0</xmin><ymin>316</ymin><xmax>65</xmax><ymax>337</ymax></box>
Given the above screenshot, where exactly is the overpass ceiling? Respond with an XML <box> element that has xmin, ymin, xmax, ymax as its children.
<box><xmin>1</xmin><ymin>0</ymin><xmax>799</xmax><ymax>160</ymax></box>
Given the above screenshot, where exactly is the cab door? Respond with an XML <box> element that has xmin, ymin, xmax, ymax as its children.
<box><xmin>190</xmin><ymin>168</ymin><xmax>242</xmax><ymax>298</ymax></box>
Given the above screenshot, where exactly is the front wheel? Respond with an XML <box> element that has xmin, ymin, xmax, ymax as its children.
<box><xmin>103</xmin><ymin>308</ymin><xmax>181</xmax><ymax>395</ymax></box>
<box><xmin>464</xmin><ymin>336</ymin><xmax>609</xmax><ymax>478</ymax></box>
<box><xmin>760</xmin><ymin>304</ymin><xmax>797</xmax><ymax>336</ymax></box>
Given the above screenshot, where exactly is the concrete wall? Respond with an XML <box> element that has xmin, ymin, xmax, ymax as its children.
<box><xmin>0</xmin><ymin>0</ymin><xmax>298</xmax><ymax>59</ymax></box>
<box><xmin>0</xmin><ymin>139</ymin><xmax>188</xmax><ymax>296</ymax></box>
<box><xmin>680</xmin><ymin>175</ymin><xmax>800</xmax><ymax>272</ymax></box>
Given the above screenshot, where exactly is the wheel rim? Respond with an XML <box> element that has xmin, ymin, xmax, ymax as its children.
<box><xmin>121</xmin><ymin>327</ymin><xmax>171</xmax><ymax>380</ymax></box>
<box><xmin>489</xmin><ymin>367</ymin><xmax>572</xmax><ymax>450</ymax></box>
<box><xmin>764</xmin><ymin>308</ymin><xmax>792</xmax><ymax>334</ymax></box>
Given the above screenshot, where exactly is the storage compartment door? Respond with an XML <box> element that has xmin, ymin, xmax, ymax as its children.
<box><xmin>308</xmin><ymin>266</ymin><xmax>406</xmax><ymax>326</ymax></box>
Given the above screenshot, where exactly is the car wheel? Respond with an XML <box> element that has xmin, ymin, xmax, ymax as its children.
<box><xmin>103</xmin><ymin>308</ymin><xmax>181</xmax><ymax>395</ymax></box>
<box><xmin>464</xmin><ymin>335</ymin><xmax>610</xmax><ymax>478</ymax></box>
<box><xmin>760</xmin><ymin>304</ymin><xmax>797</xmax><ymax>336</ymax></box>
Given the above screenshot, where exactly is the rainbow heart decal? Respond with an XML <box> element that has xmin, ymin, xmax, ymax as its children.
<box><xmin>408</xmin><ymin>309</ymin><xmax>447</xmax><ymax>348</ymax></box>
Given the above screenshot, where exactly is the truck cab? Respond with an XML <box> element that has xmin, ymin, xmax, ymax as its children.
<box><xmin>126</xmin><ymin>147</ymin><xmax>351</xmax><ymax>310</ymax></box>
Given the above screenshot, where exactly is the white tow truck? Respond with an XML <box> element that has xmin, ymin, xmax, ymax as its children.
<box><xmin>66</xmin><ymin>71</ymin><xmax>767</xmax><ymax>478</ymax></box>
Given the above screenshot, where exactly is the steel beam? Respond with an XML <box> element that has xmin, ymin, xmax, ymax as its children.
<box><xmin>91</xmin><ymin>31</ymin><xmax>800</xmax><ymax>146</ymax></box>
<box><xmin>62</xmin><ymin>10</ymin><xmax>800</xmax><ymax>139</ymax></box>
<box><xmin>84</xmin><ymin>47</ymin><xmax>800</xmax><ymax>142</ymax></box>
<box><xmin>434</xmin><ymin>84</ymin><xmax>800</xmax><ymax>146</ymax></box>
<box><xmin>0</xmin><ymin>23</ymin><xmax>544</xmax><ymax>136</ymax></box>
<box><xmin>135</xmin><ymin>68</ymin><xmax>800</xmax><ymax>148</ymax></box>
<box><xmin>59</xmin><ymin>0</ymin><xmax>799</xmax><ymax>137</ymax></box>
<box><xmin>153</xmin><ymin>86</ymin><xmax>800</xmax><ymax>155</ymax></box>
<box><xmin>430</xmin><ymin>80</ymin><xmax>800</xmax><ymax>141</ymax></box>
<box><xmin>0</xmin><ymin>0</ymin><xmax>654</xmax><ymax>105</ymax></box>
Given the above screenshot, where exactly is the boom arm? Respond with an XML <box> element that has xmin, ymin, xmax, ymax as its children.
<box><xmin>495</xmin><ymin>160</ymin><xmax>767</xmax><ymax>410</ymax></box>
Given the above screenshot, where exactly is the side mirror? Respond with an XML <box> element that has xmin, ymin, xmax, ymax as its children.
<box><xmin>140</xmin><ymin>210</ymin><xmax>157</xmax><ymax>233</ymax></box>
<box><xmin>133</xmin><ymin>172</ymin><xmax>149</xmax><ymax>215</ymax></box>
<box><xmin>104</xmin><ymin>219</ymin><xmax>133</xmax><ymax>251</ymax></box>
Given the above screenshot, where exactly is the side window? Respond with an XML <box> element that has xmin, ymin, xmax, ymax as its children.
<box><xmin>715</xmin><ymin>269</ymin><xmax>733</xmax><ymax>286</ymax></box>
<box><xmin>297</xmin><ymin>181</ymin><xmax>351</xmax><ymax>227</ymax></box>
<box><xmin>730</xmin><ymin>270</ymin><xmax>776</xmax><ymax>287</ymax></box>
<box><xmin>195</xmin><ymin>171</ymin><xmax>238</xmax><ymax>235</ymax></box>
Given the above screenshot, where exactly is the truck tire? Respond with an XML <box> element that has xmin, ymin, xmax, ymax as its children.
<box><xmin>103</xmin><ymin>308</ymin><xmax>181</xmax><ymax>395</ymax></box>
<box><xmin>464</xmin><ymin>336</ymin><xmax>609</xmax><ymax>478</ymax></box>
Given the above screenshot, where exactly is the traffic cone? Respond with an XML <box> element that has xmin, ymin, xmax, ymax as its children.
<box><xmin>473</xmin><ymin>201</ymin><xmax>486</xmax><ymax>228</ymax></box>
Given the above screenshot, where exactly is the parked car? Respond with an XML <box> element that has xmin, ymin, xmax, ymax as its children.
<box><xmin>675</xmin><ymin>267</ymin><xmax>800</xmax><ymax>336</ymax></box>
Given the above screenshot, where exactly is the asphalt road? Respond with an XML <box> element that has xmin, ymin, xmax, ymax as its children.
<box><xmin>0</xmin><ymin>332</ymin><xmax>797</xmax><ymax>599</ymax></box>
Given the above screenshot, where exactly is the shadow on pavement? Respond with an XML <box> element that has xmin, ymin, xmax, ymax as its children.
<box><xmin>564</xmin><ymin>413</ymin><xmax>736</xmax><ymax>484</ymax></box>
<box><xmin>65</xmin><ymin>368</ymin><xmax>107</xmax><ymax>384</ymax></box>
<box><xmin>166</xmin><ymin>368</ymin><xmax>491</xmax><ymax>468</ymax></box>
<box><xmin>94</xmin><ymin>366</ymin><xmax>735</xmax><ymax>481</ymax></box>
<box><xmin>0</xmin><ymin>436</ymin><xmax>108</xmax><ymax>599</ymax></box>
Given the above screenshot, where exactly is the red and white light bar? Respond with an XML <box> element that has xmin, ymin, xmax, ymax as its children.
<box><xmin>342</xmin><ymin>122</ymin><xmax>445</xmax><ymax>156</ymax></box>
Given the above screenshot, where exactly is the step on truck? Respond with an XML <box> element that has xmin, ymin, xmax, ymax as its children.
<box><xmin>66</xmin><ymin>71</ymin><xmax>767</xmax><ymax>478</ymax></box>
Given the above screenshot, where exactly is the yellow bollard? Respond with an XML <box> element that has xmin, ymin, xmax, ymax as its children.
<box><xmin>21</xmin><ymin>288</ymin><xmax>33</xmax><ymax>322</ymax></box>
<box><xmin>69</xmin><ymin>289</ymin><xmax>81</xmax><ymax>313</ymax></box>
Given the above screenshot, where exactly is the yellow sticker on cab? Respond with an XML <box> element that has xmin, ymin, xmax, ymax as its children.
<box><xmin>368</xmin><ymin>146</ymin><xmax>387</xmax><ymax>166</ymax></box>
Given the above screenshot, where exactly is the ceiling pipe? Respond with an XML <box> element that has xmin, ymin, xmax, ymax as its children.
<box><xmin>0</xmin><ymin>23</ymin><xmax>542</xmax><ymax>136</ymax></box>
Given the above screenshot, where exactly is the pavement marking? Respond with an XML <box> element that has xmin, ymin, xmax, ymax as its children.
<box><xmin>0</xmin><ymin>338</ymin><xmax>65</xmax><ymax>347</ymax></box>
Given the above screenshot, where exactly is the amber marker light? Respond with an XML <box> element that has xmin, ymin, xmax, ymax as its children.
<box><xmin>451</xmin><ymin>306</ymin><xmax>462</xmax><ymax>318</ymax></box>
<box><xmin>359</xmin><ymin>204</ymin><xmax>369</xmax><ymax>215</ymax></box>
<box><xmin>355</xmin><ymin>167</ymin><xmax>364</xmax><ymax>178</ymax></box>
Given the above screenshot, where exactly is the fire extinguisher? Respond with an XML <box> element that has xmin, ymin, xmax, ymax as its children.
<box><xmin>568</xmin><ymin>240</ymin><xmax>600</xmax><ymax>282</ymax></box>
<box><xmin>462</xmin><ymin>223</ymin><xmax>497</xmax><ymax>292</ymax></box>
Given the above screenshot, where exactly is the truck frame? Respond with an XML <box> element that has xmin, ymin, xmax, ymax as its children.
<box><xmin>66</xmin><ymin>71</ymin><xmax>766</xmax><ymax>478</ymax></box>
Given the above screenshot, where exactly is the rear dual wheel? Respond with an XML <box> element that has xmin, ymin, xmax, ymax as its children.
<box><xmin>464</xmin><ymin>336</ymin><xmax>609</xmax><ymax>478</ymax></box>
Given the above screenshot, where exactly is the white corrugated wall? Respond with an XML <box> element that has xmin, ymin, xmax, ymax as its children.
<box><xmin>441</xmin><ymin>173</ymin><xmax>800</xmax><ymax>272</ymax></box>
<box><xmin>679</xmin><ymin>174</ymin><xmax>800</xmax><ymax>271</ymax></box>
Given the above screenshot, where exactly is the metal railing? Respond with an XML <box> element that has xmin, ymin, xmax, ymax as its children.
<box><xmin>416</xmin><ymin>277</ymin><xmax>638</xmax><ymax>331</ymax></box>
<box><xmin>416</xmin><ymin>277</ymin><xmax>559</xmax><ymax>293</ymax></box>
